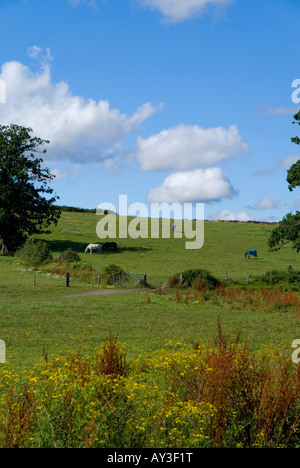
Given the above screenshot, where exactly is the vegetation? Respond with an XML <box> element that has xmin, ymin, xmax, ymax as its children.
<box><xmin>58</xmin><ymin>249</ymin><xmax>80</xmax><ymax>264</ymax></box>
<box><xmin>268</xmin><ymin>112</ymin><xmax>300</xmax><ymax>252</ymax></box>
<box><xmin>1</xmin><ymin>331</ymin><xmax>300</xmax><ymax>448</ymax></box>
<box><xmin>169</xmin><ymin>268</ymin><xmax>220</xmax><ymax>290</ymax></box>
<box><xmin>103</xmin><ymin>264</ymin><xmax>125</xmax><ymax>285</ymax></box>
<box><xmin>0</xmin><ymin>210</ymin><xmax>299</xmax><ymax>448</ymax></box>
<box><xmin>0</xmin><ymin>125</ymin><xmax>60</xmax><ymax>254</ymax></box>
<box><xmin>15</xmin><ymin>239</ymin><xmax>52</xmax><ymax>268</ymax></box>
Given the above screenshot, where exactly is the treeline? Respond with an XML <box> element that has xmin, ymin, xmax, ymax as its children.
<box><xmin>56</xmin><ymin>205</ymin><xmax>96</xmax><ymax>213</ymax></box>
<box><xmin>56</xmin><ymin>205</ymin><xmax>115</xmax><ymax>214</ymax></box>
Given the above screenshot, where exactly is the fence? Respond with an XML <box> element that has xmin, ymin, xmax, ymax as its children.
<box><xmin>30</xmin><ymin>268</ymin><xmax>280</xmax><ymax>292</ymax></box>
<box><xmin>112</xmin><ymin>273</ymin><xmax>147</xmax><ymax>288</ymax></box>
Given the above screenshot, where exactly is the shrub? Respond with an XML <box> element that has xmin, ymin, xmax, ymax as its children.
<box><xmin>103</xmin><ymin>264</ymin><xmax>124</xmax><ymax>285</ymax></box>
<box><xmin>252</xmin><ymin>266</ymin><xmax>300</xmax><ymax>291</ymax></box>
<box><xmin>15</xmin><ymin>239</ymin><xmax>52</xmax><ymax>267</ymax></box>
<box><xmin>58</xmin><ymin>249</ymin><xmax>80</xmax><ymax>263</ymax></box>
<box><xmin>170</xmin><ymin>268</ymin><xmax>221</xmax><ymax>290</ymax></box>
<box><xmin>95</xmin><ymin>333</ymin><xmax>128</xmax><ymax>378</ymax></box>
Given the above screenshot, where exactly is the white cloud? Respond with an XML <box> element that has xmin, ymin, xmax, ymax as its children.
<box><xmin>252</xmin><ymin>169</ymin><xmax>274</xmax><ymax>177</ymax></box>
<box><xmin>146</xmin><ymin>168</ymin><xmax>237</xmax><ymax>203</ymax></box>
<box><xmin>278</xmin><ymin>155</ymin><xmax>300</xmax><ymax>169</ymax></box>
<box><xmin>27</xmin><ymin>46</ymin><xmax>53</xmax><ymax>64</ymax></box>
<box><xmin>136</xmin><ymin>0</ymin><xmax>233</xmax><ymax>23</ymax></box>
<box><xmin>50</xmin><ymin>164</ymin><xmax>83</xmax><ymax>180</ymax></box>
<box><xmin>248</xmin><ymin>197</ymin><xmax>280</xmax><ymax>210</ymax></box>
<box><xmin>259</xmin><ymin>105</ymin><xmax>299</xmax><ymax>116</ymax></box>
<box><xmin>209</xmin><ymin>209</ymin><xmax>255</xmax><ymax>222</ymax></box>
<box><xmin>0</xmin><ymin>51</ymin><xmax>162</xmax><ymax>164</ymax></box>
<box><xmin>137</xmin><ymin>124</ymin><xmax>249</xmax><ymax>172</ymax></box>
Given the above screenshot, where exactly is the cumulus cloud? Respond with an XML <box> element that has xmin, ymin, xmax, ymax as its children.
<box><xmin>50</xmin><ymin>164</ymin><xmax>84</xmax><ymax>180</ymax></box>
<box><xmin>247</xmin><ymin>197</ymin><xmax>280</xmax><ymax>210</ymax></box>
<box><xmin>278</xmin><ymin>155</ymin><xmax>300</xmax><ymax>169</ymax></box>
<box><xmin>136</xmin><ymin>0</ymin><xmax>233</xmax><ymax>23</ymax></box>
<box><xmin>146</xmin><ymin>168</ymin><xmax>237</xmax><ymax>203</ymax></box>
<box><xmin>137</xmin><ymin>124</ymin><xmax>249</xmax><ymax>172</ymax></box>
<box><xmin>0</xmin><ymin>50</ymin><xmax>162</xmax><ymax>165</ymax></box>
<box><xmin>209</xmin><ymin>209</ymin><xmax>255</xmax><ymax>222</ymax></box>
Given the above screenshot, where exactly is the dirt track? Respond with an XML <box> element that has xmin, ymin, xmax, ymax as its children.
<box><xmin>0</xmin><ymin>288</ymin><xmax>149</xmax><ymax>302</ymax></box>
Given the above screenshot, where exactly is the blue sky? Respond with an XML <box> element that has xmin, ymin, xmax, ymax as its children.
<box><xmin>0</xmin><ymin>0</ymin><xmax>299</xmax><ymax>221</ymax></box>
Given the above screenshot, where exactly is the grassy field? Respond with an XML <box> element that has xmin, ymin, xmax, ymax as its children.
<box><xmin>0</xmin><ymin>211</ymin><xmax>300</xmax><ymax>448</ymax></box>
<box><xmin>0</xmin><ymin>211</ymin><xmax>299</xmax><ymax>371</ymax></box>
<box><xmin>35</xmin><ymin>211</ymin><xmax>297</xmax><ymax>284</ymax></box>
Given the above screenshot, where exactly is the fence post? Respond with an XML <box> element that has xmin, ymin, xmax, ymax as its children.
<box><xmin>246</xmin><ymin>271</ymin><xmax>249</xmax><ymax>283</ymax></box>
<box><xmin>33</xmin><ymin>275</ymin><xmax>36</xmax><ymax>287</ymax></box>
<box><xmin>143</xmin><ymin>274</ymin><xmax>147</xmax><ymax>286</ymax></box>
<box><xmin>66</xmin><ymin>272</ymin><xmax>70</xmax><ymax>288</ymax></box>
<box><xmin>180</xmin><ymin>274</ymin><xmax>183</xmax><ymax>285</ymax></box>
<box><xmin>98</xmin><ymin>274</ymin><xmax>100</xmax><ymax>288</ymax></box>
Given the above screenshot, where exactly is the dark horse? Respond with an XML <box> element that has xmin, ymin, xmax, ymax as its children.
<box><xmin>103</xmin><ymin>242</ymin><xmax>118</xmax><ymax>252</ymax></box>
<box><xmin>245</xmin><ymin>249</ymin><xmax>257</xmax><ymax>259</ymax></box>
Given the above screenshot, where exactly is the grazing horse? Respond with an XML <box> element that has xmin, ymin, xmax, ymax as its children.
<box><xmin>85</xmin><ymin>243</ymin><xmax>102</xmax><ymax>254</ymax></box>
<box><xmin>102</xmin><ymin>242</ymin><xmax>118</xmax><ymax>252</ymax></box>
<box><xmin>245</xmin><ymin>249</ymin><xmax>257</xmax><ymax>259</ymax></box>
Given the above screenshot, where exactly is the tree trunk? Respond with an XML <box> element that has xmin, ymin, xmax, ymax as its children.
<box><xmin>0</xmin><ymin>243</ymin><xmax>9</xmax><ymax>255</ymax></box>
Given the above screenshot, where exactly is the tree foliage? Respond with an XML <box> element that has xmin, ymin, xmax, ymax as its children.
<box><xmin>268</xmin><ymin>112</ymin><xmax>300</xmax><ymax>252</ymax></box>
<box><xmin>0</xmin><ymin>124</ymin><xmax>61</xmax><ymax>254</ymax></box>
<box><xmin>268</xmin><ymin>212</ymin><xmax>300</xmax><ymax>252</ymax></box>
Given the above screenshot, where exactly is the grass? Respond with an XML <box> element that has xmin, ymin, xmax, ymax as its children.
<box><xmin>0</xmin><ymin>211</ymin><xmax>298</xmax><ymax>370</ymax></box>
<box><xmin>0</xmin><ymin>287</ymin><xmax>299</xmax><ymax>370</ymax></box>
<box><xmin>33</xmin><ymin>212</ymin><xmax>297</xmax><ymax>285</ymax></box>
<box><xmin>1</xmin><ymin>329</ymin><xmax>300</xmax><ymax>448</ymax></box>
<box><xmin>0</xmin><ymin>211</ymin><xmax>300</xmax><ymax>447</ymax></box>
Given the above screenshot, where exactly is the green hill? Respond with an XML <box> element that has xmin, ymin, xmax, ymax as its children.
<box><xmin>34</xmin><ymin>211</ymin><xmax>297</xmax><ymax>285</ymax></box>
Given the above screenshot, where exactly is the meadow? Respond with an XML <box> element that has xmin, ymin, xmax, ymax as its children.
<box><xmin>0</xmin><ymin>211</ymin><xmax>299</xmax><ymax>447</ymax></box>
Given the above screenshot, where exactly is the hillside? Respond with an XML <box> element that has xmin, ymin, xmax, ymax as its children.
<box><xmin>34</xmin><ymin>211</ymin><xmax>297</xmax><ymax>286</ymax></box>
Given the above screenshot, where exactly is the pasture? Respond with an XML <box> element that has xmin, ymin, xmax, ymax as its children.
<box><xmin>0</xmin><ymin>211</ymin><xmax>299</xmax><ymax>370</ymax></box>
<box><xmin>33</xmin><ymin>211</ymin><xmax>297</xmax><ymax>284</ymax></box>
<box><xmin>0</xmin><ymin>211</ymin><xmax>300</xmax><ymax>448</ymax></box>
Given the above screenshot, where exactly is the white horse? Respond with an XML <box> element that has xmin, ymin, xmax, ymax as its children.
<box><xmin>85</xmin><ymin>243</ymin><xmax>102</xmax><ymax>254</ymax></box>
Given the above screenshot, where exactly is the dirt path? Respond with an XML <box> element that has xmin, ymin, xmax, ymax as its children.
<box><xmin>0</xmin><ymin>288</ymin><xmax>149</xmax><ymax>302</ymax></box>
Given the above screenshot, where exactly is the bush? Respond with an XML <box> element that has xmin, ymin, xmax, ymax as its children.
<box><xmin>103</xmin><ymin>264</ymin><xmax>125</xmax><ymax>285</ymax></box>
<box><xmin>58</xmin><ymin>249</ymin><xmax>80</xmax><ymax>263</ymax></box>
<box><xmin>170</xmin><ymin>268</ymin><xmax>221</xmax><ymax>290</ymax></box>
<box><xmin>15</xmin><ymin>239</ymin><xmax>52</xmax><ymax>267</ymax></box>
<box><xmin>252</xmin><ymin>266</ymin><xmax>300</xmax><ymax>291</ymax></box>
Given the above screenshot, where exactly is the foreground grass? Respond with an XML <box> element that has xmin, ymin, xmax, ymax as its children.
<box><xmin>0</xmin><ymin>286</ymin><xmax>299</xmax><ymax>370</ymax></box>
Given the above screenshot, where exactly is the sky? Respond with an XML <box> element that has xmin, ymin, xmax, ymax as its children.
<box><xmin>0</xmin><ymin>0</ymin><xmax>300</xmax><ymax>222</ymax></box>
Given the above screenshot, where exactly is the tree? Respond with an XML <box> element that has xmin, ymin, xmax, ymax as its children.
<box><xmin>268</xmin><ymin>212</ymin><xmax>300</xmax><ymax>252</ymax></box>
<box><xmin>287</xmin><ymin>110</ymin><xmax>300</xmax><ymax>191</ymax></box>
<box><xmin>287</xmin><ymin>160</ymin><xmax>300</xmax><ymax>192</ymax></box>
<box><xmin>0</xmin><ymin>124</ymin><xmax>61</xmax><ymax>254</ymax></box>
<box><xmin>268</xmin><ymin>112</ymin><xmax>300</xmax><ymax>252</ymax></box>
